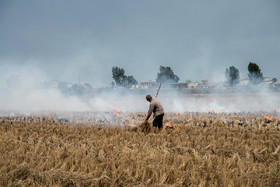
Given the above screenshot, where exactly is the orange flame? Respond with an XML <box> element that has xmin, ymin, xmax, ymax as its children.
<box><xmin>264</xmin><ymin>114</ymin><xmax>273</xmax><ymax>122</ymax></box>
<box><xmin>114</xmin><ymin>109</ymin><xmax>122</xmax><ymax>117</ymax></box>
<box><xmin>164</xmin><ymin>121</ymin><xmax>177</xmax><ymax>130</ymax></box>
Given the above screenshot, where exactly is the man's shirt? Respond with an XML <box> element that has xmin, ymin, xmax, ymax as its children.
<box><xmin>147</xmin><ymin>98</ymin><xmax>164</xmax><ymax>118</ymax></box>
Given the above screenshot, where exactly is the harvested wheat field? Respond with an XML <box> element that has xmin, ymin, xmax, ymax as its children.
<box><xmin>1</xmin><ymin>112</ymin><xmax>280</xmax><ymax>186</ymax></box>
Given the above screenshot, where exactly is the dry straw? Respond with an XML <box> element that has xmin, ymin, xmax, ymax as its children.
<box><xmin>0</xmin><ymin>112</ymin><xmax>280</xmax><ymax>186</ymax></box>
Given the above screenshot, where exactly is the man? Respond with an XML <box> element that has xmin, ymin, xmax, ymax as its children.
<box><xmin>144</xmin><ymin>95</ymin><xmax>164</xmax><ymax>133</ymax></box>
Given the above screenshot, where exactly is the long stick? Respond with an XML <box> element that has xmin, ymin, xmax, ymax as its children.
<box><xmin>155</xmin><ymin>83</ymin><xmax>162</xmax><ymax>98</ymax></box>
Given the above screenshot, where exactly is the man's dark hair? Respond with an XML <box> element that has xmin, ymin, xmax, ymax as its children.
<box><xmin>146</xmin><ymin>95</ymin><xmax>152</xmax><ymax>100</ymax></box>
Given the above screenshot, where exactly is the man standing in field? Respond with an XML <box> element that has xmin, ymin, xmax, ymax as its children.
<box><xmin>144</xmin><ymin>95</ymin><xmax>164</xmax><ymax>133</ymax></box>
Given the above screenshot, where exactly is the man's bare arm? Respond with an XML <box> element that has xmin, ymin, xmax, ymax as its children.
<box><xmin>145</xmin><ymin>104</ymin><xmax>154</xmax><ymax>122</ymax></box>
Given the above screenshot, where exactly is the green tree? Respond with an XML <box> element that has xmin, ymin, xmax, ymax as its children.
<box><xmin>225</xmin><ymin>66</ymin><xmax>240</xmax><ymax>86</ymax></box>
<box><xmin>248</xmin><ymin>62</ymin><xmax>264</xmax><ymax>85</ymax></box>
<box><xmin>124</xmin><ymin>75</ymin><xmax>138</xmax><ymax>88</ymax></box>
<box><xmin>112</xmin><ymin>66</ymin><xmax>138</xmax><ymax>88</ymax></box>
<box><xmin>156</xmin><ymin>66</ymin><xmax>180</xmax><ymax>83</ymax></box>
<box><xmin>112</xmin><ymin>67</ymin><xmax>126</xmax><ymax>86</ymax></box>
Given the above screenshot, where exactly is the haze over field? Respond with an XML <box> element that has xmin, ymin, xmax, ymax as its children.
<box><xmin>0</xmin><ymin>0</ymin><xmax>280</xmax><ymax>113</ymax></box>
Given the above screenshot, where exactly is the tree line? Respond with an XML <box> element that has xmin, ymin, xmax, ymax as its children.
<box><xmin>225</xmin><ymin>62</ymin><xmax>277</xmax><ymax>86</ymax></box>
<box><xmin>112</xmin><ymin>65</ymin><xmax>180</xmax><ymax>87</ymax></box>
<box><xmin>112</xmin><ymin>62</ymin><xmax>276</xmax><ymax>88</ymax></box>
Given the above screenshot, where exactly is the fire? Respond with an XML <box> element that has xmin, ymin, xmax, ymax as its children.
<box><xmin>114</xmin><ymin>109</ymin><xmax>122</xmax><ymax>117</ymax></box>
<box><xmin>264</xmin><ymin>114</ymin><xmax>273</xmax><ymax>122</ymax></box>
<box><xmin>164</xmin><ymin>121</ymin><xmax>177</xmax><ymax>130</ymax></box>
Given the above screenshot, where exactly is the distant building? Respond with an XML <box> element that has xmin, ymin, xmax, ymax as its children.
<box><xmin>161</xmin><ymin>83</ymin><xmax>180</xmax><ymax>88</ymax></box>
<box><xmin>178</xmin><ymin>83</ymin><xmax>188</xmax><ymax>88</ymax></box>
<box><xmin>139</xmin><ymin>81</ymin><xmax>160</xmax><ymax>89</ymax></box>
<box><xmin>48</xmin><ymin>80</ymin><xmax>60</xmax><ymax>88</ymax></box>
<box><xmin>201</xmin><ymin>80</ymin><xmax>208</xmax><ymax>87</ymax></box>
<box><xmin>179</xmin><ymin>82</ymin><xmax>199</xmax><ymax>88</ymax></box>
<box><xmin>58</xmin><ymin>82</ymin><xmax>73</xmax><ymax>89</ymax></box>
<box><xmin>263</xmin><ymin>77</ymin><xmax>272</xmax><ymax>84</ymax></box>
<box><xmin>188</xmin><ymin>82</ymin><xmax>199</xmax><ymax>88</ymax></box>
<box><xmin>138</xmin><ymin>81</ymin><xmax>201</xmax><ymax>89</ymax></box>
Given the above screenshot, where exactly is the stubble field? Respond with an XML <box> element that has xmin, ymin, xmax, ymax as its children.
<box><xmin>0</xmin><ymin>112</ymin><xmax>280</xmax><ymax>186</ymax></box>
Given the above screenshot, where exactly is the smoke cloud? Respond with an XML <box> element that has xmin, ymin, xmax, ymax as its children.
<box><xmin>1</xmin><ymin>0</ymin><xmax>280</xmax><ymax>115</ymax></box>
<box><xmin>0</xmin><ymin>63</ymin><xmax>279</xmax><ymax>115</ymax></box>
<box><xmin>1</xmin><ymin>0</ymin><xmax>280</xmax><ymax>85</ymax></box>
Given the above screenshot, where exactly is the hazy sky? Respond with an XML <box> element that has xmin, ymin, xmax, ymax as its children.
<box><xmin>1</xmin><ymin>0</ymin><xmax>280</xmax><ymax>86</ymax></box>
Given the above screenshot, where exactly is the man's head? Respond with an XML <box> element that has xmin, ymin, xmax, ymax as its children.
<box><xmin>146</xmin><ymin>95</ymin><xmax>152</xmax><ymax>102</ymax></box>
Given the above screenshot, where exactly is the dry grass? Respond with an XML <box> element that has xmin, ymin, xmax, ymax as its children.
<box><xmin>0</xmin><ymin>112</ymin><xmax>280</xmax><ymax>186</ymax></box>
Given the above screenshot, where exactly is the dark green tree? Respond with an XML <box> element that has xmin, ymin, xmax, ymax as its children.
<box><xmin>112</xmin><ymin>67</ymin><xmax>126</xmax><ymax>86</ymax></box>
<box><xmin>225</xmin><ymin>66</ymin><xmax>240</xmax><ymax>86</ymax></box>
<box><xmin>112</xmin><ymin>66</ymin><xmax>138</xmax><ymax>88</ymax></box>
<box><xmin>156</xmin><ymin>66</ymin><xmax>180</xmax><ymax>83</ymax></box>
<box><xmin>248</xmin><ymin>62</ymin><xmax>264</xmax><ymax>85</ymax></box>
<box><xmin>124</xmin><ymin>75</ymin><xmax>138</xmax><ymax>88</ymax></box>
<box><xmin>272</xmin><ymin>78</ymin><xmax>278</xmax><ymax>83</ymax></box>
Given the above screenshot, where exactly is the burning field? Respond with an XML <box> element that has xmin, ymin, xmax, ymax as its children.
<box><xmin>1</xmin><ymin>112</ymin><xmax>280</xmax><ymax>186</ymax></box>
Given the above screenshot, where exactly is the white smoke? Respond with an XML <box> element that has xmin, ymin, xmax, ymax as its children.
<box><xmin>0</xmin><ymin>63</ymin><xmax>279</xmax><ymax>115</ymax></box>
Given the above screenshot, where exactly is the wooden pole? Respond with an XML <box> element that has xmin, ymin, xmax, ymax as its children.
<box><xmin>155</xmin><ymin>83</ymin><xmax>162</xmax><ymax>98</ymax></box>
